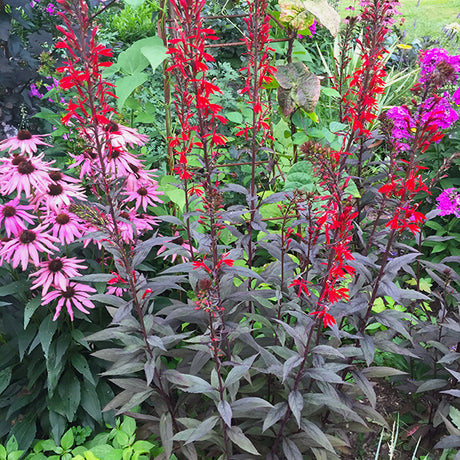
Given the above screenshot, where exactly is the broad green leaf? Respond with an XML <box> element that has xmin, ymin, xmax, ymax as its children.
<box><xmin>226</xmin><ymin>111</ymin><xmax>243</xmax><ymax>123</ymax></box>
<box><xmin>5</xmin><ymin>435</ymin><xmax>18</xmax><ymax>453</ymax></box>
<box><xmin>57</xmin><ymin>371</ymin><xmax>81</xmax><ymax>421</ymax></box>
<box><xmin>279</xmin><ymin>0</ymin><xmax>341</xmax><ymax>37</ymax></box>
<box><xmin>123</xmin><ymin>0</ymin><xmax>145</xmax><ymax>7</ymax></box>
<box><xmin>284</xmin><ymin>160</ymin><xmax>315</xmax><ymax>192</ymax></box>
<box><xmin>0</xmin><ymin>367</ymin><xmax>12</xmax><ymax>396</ymax></box>
<box><xmin>227</xmin><ymin>426</ymin><xmax>259</xmax><ymax>455</ymax></box>
<box><xmin>60</xmin><ymin>429</ymin><xmax>74</xmax><ymax>451</ymax></box>
<box><xmin>80</xmin><ymin>381</ymin><xmax>103</xmax><ymax>423</ymax></box>
<box><xmin>115</xmin><ymin>73</ymin><xmax>149</xmax><ymax>110</ymax></box>
<box><xmin>140</xmin><ymin>39</ymin><xmax>168</xmax><ymax>71</ymax></box>
<box><xmin>38</xmin><ymin>314</ymin><xmax>57</xmax><ymax>359</ymax></box>
<box><xmin>71</xmin><ymin>354</ymin><xmax>96</xmax><ymax>386</ymax></box>
<box><xmin>121</xmin><ymin>416</ymin><xmax>136</xmax><ymax>437</ymax></box>
<box><xmin>450</xmin><ymin>406</ymin><xmax>460</xmax><ymax>430</ymax></box>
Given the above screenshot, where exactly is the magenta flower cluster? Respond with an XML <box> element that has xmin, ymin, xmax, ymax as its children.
<box><xmin>386</xmin><ymin>47</ymin><xmax>460</xmax><ymax>151</ymax></box>
<box><xmin>29</xmin><ymin>77</ymin><xmax>65</xmax><ymax>104</ymax></box>
<box><xmin>436</xmin><ymin>188</ymin><xmax>460</xmax><ymax>217</ymax></box>
<box><xmin>419</xmin><ymin>48</ymin><xmax>460</xmax><ymax>85</ymax></box>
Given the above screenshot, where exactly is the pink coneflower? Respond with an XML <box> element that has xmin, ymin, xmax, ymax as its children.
<box><xmin>48</xmin><ymin>170</ymin><xmax>80</xmax><ymax>184</ymax></box>
<box><xmin>0</xmin><ymin>153</ymin><xmax>54</xmax><ymax>198</ymax></box>
<box><xmin>42</xmin><ymin>281</ymin><xmax>96</xmax><ymax>321</ymax></box>
<box><xmin>32</xmin><ymin>180</ymin><xmax>86</xmax><ymax>213</ymax></box>
<box><xmin>0</xmin><ymin>129</ymin><xmax>52</xmax><ymax>156</ymax></box>
<box><xmin>106</xmin><ymin>209</ymin><xmax>157</xmax><ymax>243</ymax></box>
<box><xmin>43</xmin><ymin>209</ymin><xmax>86</xmax><ymax>245</ymax></box>
<box><xmin>123</xmin><ymin>179</ymin><xmax>163</xmax><ymax>212</ymax></box>
<box><xmin>0</xmin><ymin>198</ymin><xmax>36</xmax><ymax>237</ymax></box>
<box><xmin>68</xmin><ymin>149</ymin><xmax>100</xmax><ymax>180</ymax></box>
<box><xmin>30</xmin><ymin>256</ymin><xmax>87</xmax><ymax>294</ymax></box>
<box><xmin>157</xmin><ymin>231</ymin><xmax>197</xmax><ymax>263</ymax></box>
<box><xmin>105</xmin><ymin>122</ymin><xmax>148</xmax><ymax>149</ymax></box>
<box><xmin>0</xmin><ymin>225</ymin><xmax>59</xmax><ymax>270</ymax></box>
<box><xmin>105</xmin><ymin>149</ymin><xmax>144</xmax><ymax>178</ymax></box>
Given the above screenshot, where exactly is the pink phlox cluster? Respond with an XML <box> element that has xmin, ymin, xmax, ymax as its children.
<box><xmin>420</xmin><ymin>48</ymin><xmax>460</xmax><ymax>86</ymax></box>
<box><xmin>421</xmin><ymin>95</ymin><xmax>459</xmax><ymax>130</ymax></box>
<box><xmin>437</xmin><ymin>188</ymin><xmax>460</xmax><ymax>217</ymax></box>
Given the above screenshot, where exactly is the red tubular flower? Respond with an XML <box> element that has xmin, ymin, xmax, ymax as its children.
<box><xmin>166</xmin><ymin>0</ymin><xmax>227</xmax><ymax>181</ymax></box>
<box><xmin>288</xmin><ymin>279</ymin><xmax>311</xmax><ymax>297</ymax></box>
<box><xmin>310</xmin><ymin>308</ymin><xmax>336</xmax><ymax>329</ymax></box>
<box><xmin>236</xmin><ymin>0</ymin><xmax>276</xmax><ymax>144</ymax></box>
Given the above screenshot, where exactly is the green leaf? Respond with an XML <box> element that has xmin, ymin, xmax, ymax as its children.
<box><xmin>0</xmin><ymin>367</ymin><xmax>12</xmax><ymax>396</ymax></box>
<box><xmin>5</xmin><ymin>436</ymin><xmax>18</xmax><ymax>453</ymax></box>
<box><xmin>121</xmin><ymin>416</ymin><xmax>136</xmax><ymax>437</ymax></box>
<box><xmin>71</xmin><ymin>354</ymin><xmax>96</xmax><ymax>386</ymax></box>
<box><xmin>123</xmin><ymin>0</ymin><xmax>145</xmax><ymax>7</ymax></box>
<box><xmin>284</xmin><ymin>161</ymin><xmax>315</xmax><ymax>192</ymax></box>
<box><xmin>60</xmin><ymin>429</ymin><xmax>74</xmax><ymax>451</ymax></box>
<box><xmin>139</xmin><ymin>38</ymin><xmax>168</xmax><ymax>71</ymax></box>
<box><xmin>0</xmin><ymin>445</ymin><xmax>5</xmax><ymax>458</ymax></box>
<box><xmin>227</xmin><ymin>426</ymin><xmax>260</xmax><ymax>455</ymax></box>
<box><xmin>7</xmin><ymin>451</ymin><xmax>24</xmax><ymax>460</ymax></box>
<box><xmin>38</xmin><ymin>314</ymin><xmax>57</xmax><ymax>359</ymax></box>
<box><xmin>115</xmin><ymin>73</ymin><xmax>149</xmax><ymax>110</ymax></box>
<box><xmin>80</xmin><ymin>381</ymin><xmax>103</xmax><ymax>423</ymax></box>
<box><xmin>449</xmin><ymin>406</ymin><xmax>460</xmax><ymax>430</ymax></box>
<box><xmin>57</xmin><ymin>371</ymin><xmax>81</xmax><ymax>421</ymax></box>
<box><xmin>24</xmin><ymin>295</ymin><xmax>42</xmax><ymax>329</ymax></box>
<box><xmin>225</xmin><ymin>111</ymin><xmax>243</xmax><ymax>124</ymax></box>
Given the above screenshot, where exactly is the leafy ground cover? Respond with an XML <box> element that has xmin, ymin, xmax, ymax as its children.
<box><xmin>0</xmin><ymin>0</ymin><xmax>460</xmax><ymax>459</ymax></box>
